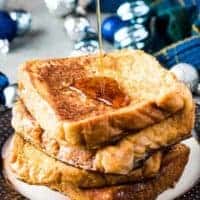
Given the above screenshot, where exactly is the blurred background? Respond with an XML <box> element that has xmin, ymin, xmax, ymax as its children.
<box><xmin>1</xmin><ymin>0</ymin><xmax>200</xmax><ymax>110</ymax></box>
<box><xmin>0</xmin><ymin>0</ymin><xmax>113</xmax><ymax>83</ymax></box>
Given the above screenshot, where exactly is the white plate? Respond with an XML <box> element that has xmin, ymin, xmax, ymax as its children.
<box><xmin>158</xmin><ymin>136</ymin><xmax>200</xmax><ymax>200</ymax></box>
<box><xmin>2</xmin><ymin>136</ymin><xmax>200</xmax><ymax>200</ymax></box>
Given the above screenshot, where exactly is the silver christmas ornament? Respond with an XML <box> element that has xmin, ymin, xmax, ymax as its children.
<box><xmin>77</xmin><ymin>0</ymin><xmax>92</xmax><ymax>9</ymax></box>
<box><xmin>73</xmin><ymin>39</ymin><xmax>99</xmax><ymax>55</ymax></box>
<box><xmin>9</xmin><ymin>10</ymin><xmax>32</xmax><ymax>36</ymax></box>
<box><xmin>76</xmin><ymin>0</ymin><xmax>92</xmax><ymax>16</ymax></box>
<box><xmin>70</xmin><ymin>49</ymin><xmax>96</xmax><ymax>56</ymax></box>
<box><xmin>114</xmin><ymin>23</ymin><xmax>149</xmax><ymax>49</ymax></box>
<box><xmin>0</xmin><ymin>39</ymin><xmax>9</xmax><ymax>54</ymax></box>
<box><xmin>64</xmin><ymin>15</ymin><xmax>94</xmax><ymax>41</ymax></box>
<box><xmin>170</xmin><ymin>63</ymin><xmax>199</xmax><ymax>93</ymax></box>
<box><xmin>117</xmin><ymin>1</ymin><xmax>150</xmax><ymax>23</ymax></box>
<box><xmin>195</xmin><ymin>83</ymin><xmax>200</xmax><ymax>96</ymax></box>
<box><xmin>3</xmin><ymin>83</ymin><xmax>18</xmax><ymax>108</ymax></box>
<box><xmin>76</xmin><ymin>6</ymin><xmax>87</xmax><ymax>16</ymax></box>
<box><xmin>44</xmin><ymin>0</ymin><xmax>76</xmax><ymax>17</ymax></box>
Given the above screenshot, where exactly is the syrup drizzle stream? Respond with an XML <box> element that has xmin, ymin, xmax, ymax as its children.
<box><xmin>96</xmin><ymin>0</ymin><xmax>103</xmax><ymax>70</ymax></box>
<box><xmin>69</xmin><ymin>2</ymin><xmax>130</xmax><ymax>109</ymax></box>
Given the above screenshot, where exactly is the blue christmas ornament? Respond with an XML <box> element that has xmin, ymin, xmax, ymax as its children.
<box><xmin>0</xmin><ymin>11</ymin><xmax>17</xmax><ymax>41</ymax></box>
<box><xmin>102</xmin><ymin>16</ymin><xmax>128</xmax><ymax>43</ymax></box>
<box><xmin>0</xmin><ymin>10</ymin><xmax>31</xmax><ymax>54</ymax></box>
<box><xmin>0</xmin><ymin>72</ymin><xmax>9</xmax><ymax>91</ymax></box>
<box><xmin>9</xmin><ymin>9</ymin><xmax>32</xmax><ymax>36</ymax></box>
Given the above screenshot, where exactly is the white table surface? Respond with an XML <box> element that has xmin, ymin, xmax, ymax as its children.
<box><xmin>0</xmin><ymin>0</ymin><xmax>113</xmax><ymax>83</ymax></box>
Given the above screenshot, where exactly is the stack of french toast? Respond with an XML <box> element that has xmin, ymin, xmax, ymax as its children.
<box><xmin>8</xmin><ymin>50</ymin><xmax>195</xmax><ymax>200</ymax></box>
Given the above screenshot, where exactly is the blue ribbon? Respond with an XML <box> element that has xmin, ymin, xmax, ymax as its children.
<box><xmin>155</xmin><ymin>36</ymin><xmax>200</xmax><ymax>69</ymax></box>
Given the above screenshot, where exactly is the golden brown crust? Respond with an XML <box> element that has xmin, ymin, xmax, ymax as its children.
<box><xmin>12</xmin><ymin>86</ymin><xmax>194</xmax><ymax>174</ymax></box>
<box><xmin>20</xmin><ymin>51</ymin><xmax>182</xmax><ymax>121</ymax></box>
<box><xmin>9</xmin><ymin>137</ymin><xmax>189</xmax><ymax>200</ymax></box>
<box><xmin>83</xmin><ymin>144</ymin><xmax>189</xmax><ymax>200</ymax></box>
<box><xmin>9</xmin><ymin>134</ymin><xmax>188</xmax><ymax>190</ymax></box>
<box><xmin>18</xmin><ymin>50</ymin><xmax>187</xmax><ymax>148</ymax></box>
<box><xmin>45</xmin><ymin>143</ymin><xmax>190</xmax><ymax>200</ymax></box>
<box><xmin>9</xmin><ymin>134</ymin><xmax>163</xmax><ymax>189</ymax></box>
<box><xmin>28</xmin><ymin>58</ymin><xmax>109</xmax><ymax>121</ymax></box>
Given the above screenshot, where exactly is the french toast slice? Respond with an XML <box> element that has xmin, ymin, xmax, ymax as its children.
<box><xmin>12</xmin><ymin>82</ymin><xmax>194</xmax><ymax>174</ymax></box>
<box><xmin>9</xmin><ymin>134</ymin><xmax>189</xmax><ymax>189</ymax></box>
<box><xmin>51</xmin><ymin>144</ymin><xmax>189</xmax><ymax>200</ymax></box>
<box><xmin>9</xmin><ymin>134</ymin><xmax>163</xmax><ymax>189</ymax></box>
<box><xmin>18</xmin><ymin>50</ymin><xmax>186</xmax><ymax>149</ymax></box>
<box><xmin>8</xmin><ymin>135</ymin><xmax>189</xmax><ymax>200</ymax></box>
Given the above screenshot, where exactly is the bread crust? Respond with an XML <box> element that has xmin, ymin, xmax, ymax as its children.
<box><xmin>9</xmin><ymin>135</ymin><xmax>189</xmax><ymax>200</ymax></box>
<box><xmin>12</xmin><ymin>83</ymin><xmax>194</xmax><ymax>174</ymax></box>
<box><xmin>18</xmin><ymin>50</ymin><xmax>186</xmax><ymax>148</ymax></box>
<box><xmin>9</xmin><ymin>134</ymin><xmax>164</xmax><ymax>189</ymax></box>
<box><xmin>9</xmin><ymin>134</ymin><xmax>188</xmax><ymax>190</ymax></box>
<box><xmin>78</xmin><ymin>143</ymin><xmax>189</xmax><ymax>200</ymax></box>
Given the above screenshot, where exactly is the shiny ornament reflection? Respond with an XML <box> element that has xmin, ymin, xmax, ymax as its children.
<box><xmin>170</xmin><ymin>63</ymin><xmax>199</xmax><ymax>93</ymax></box>
<box><xmin>44</xmin><ymin>0</ymin><xmax>76</xmax><ymax>17</ymax></box>
<box><xmin>9</xmin><ymin>10</ymin><xmax>32</xmax><ymax>36</ymax></box>
<box><xmin>3</xmin><ymin>83</ymin><xmax>18</xmax><ymax>108</ymax></box>
<box><xmin>117</xmin><ymin>1</ymin><xmax>150</xmax><ymax>23</ymax></box>
<box><xmin>64</xmin><ymin>15</ymin><xmax>92</xmax><ymax>41</ymax></box>
<box><xmin>114</xmin><ymin>23</ymin><xmax>149</xmax><ymax>49</ymax></box>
